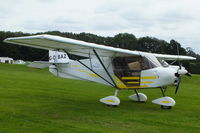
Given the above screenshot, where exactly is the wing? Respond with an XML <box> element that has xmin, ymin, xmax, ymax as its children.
<box><xmin>4</xmin><ymin>34</ymin><xmax>141</xmax><ymax>57</ymax></box>
<box><xmin>4</xmin><ymin>34</ymin><xmax>196</xmax><ymax>60</ymax></box>
<box><xmin>152</xmin><ymin>53</ymin><xmax>196</xmax><ymax>60</ymax></box>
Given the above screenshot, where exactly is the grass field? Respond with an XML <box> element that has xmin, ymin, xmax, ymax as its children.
<box><xmin>0</xmin><ymin>63</ymin><xmax>199</xmax><ymax>133</ymax></box>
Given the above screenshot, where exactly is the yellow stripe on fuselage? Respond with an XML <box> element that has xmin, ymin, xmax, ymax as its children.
<box><xmin>78</xmin><ymin>69</ymin><xmax>99</xmax><ymax>78</ymax></box>
<box><xmin>121</xmin><ymin>77</ymin><xmax>140</xmax><ymax>80</ymax></box>
<box><xmin>141</xmin><ymin>81</ymin><xmax>153</xmax><ymax>83</ymax></box>
<box><xmin>128</xmin><ymin>81</ymin><xmax>153</xmax><ymax>84</ymax></box>
<box><xmin>115</xmin><ymin>76</ymin><xmax>149</xmax><ymax>89</ymax></box>
<box><xmin>125</xmin><ymin>85</ymin><xmax>149</xmax><ymax>88</ymax></box>
<box><xmin>71</xmin><ymin>65</ymin><xmax>79</xmax><ymax>67</ymax></box>
<box><xmin>142</xmin><ymin>76</ymin><xmax>157</xmax><ymax>79</ymax></box>
<box><xmin>121</xmin><ymin>76</ymin><xmax>157</xmax><ymax>80</ymax></box>
<box><xmin>127</xmin><ymin>81</ymin><xmax>140</xmax><ymax>84</ymax></box>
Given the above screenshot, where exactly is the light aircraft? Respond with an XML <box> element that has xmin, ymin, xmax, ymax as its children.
<box><xmin>4</xmin><ymin>34</ymin><xmax>196</xmax><ymax>109</ymax></box>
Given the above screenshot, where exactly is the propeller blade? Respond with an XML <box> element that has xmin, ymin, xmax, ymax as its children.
<box><xmin>186</xmin><ymin>72</ymin><xmax>192</xmax><ymax>77</ymax></box>
<box><xmin>176</xmin><ymin>43</ymin><xmax>182</xmax><ymax>70</ymax></box>
<box><xmin>178</xmin><ymin>61</ymin><xmax>182</xmax><ymax>69</ymax></box>
<box><xmin>175</xmin><ymin>76</ymin><xmax>182</xmax><ymax>94</ymax></box>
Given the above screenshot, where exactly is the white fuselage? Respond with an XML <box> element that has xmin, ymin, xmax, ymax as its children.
<box><xmin>49</xmin><ymin>57</ymin><xmax>179</xmax><ymax>89</ymax></box>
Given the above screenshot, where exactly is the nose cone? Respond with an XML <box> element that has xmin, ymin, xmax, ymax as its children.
<box><xmin>170</xmin><ymin>65</ymin><xmax>189</xmax><ymax>76</ymax></box>
<box><xmin>177</xmin><ymin>68</ymin><xmax>188</xmax><ymax>75</ymax></box>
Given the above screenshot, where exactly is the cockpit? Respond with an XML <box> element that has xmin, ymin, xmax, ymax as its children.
<box><xmin>112</xmin><ymin>55</ymin><xmax>161</xmax><ymax>78</ymax></box>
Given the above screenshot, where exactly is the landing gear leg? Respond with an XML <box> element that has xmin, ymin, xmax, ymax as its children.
<box><xmin>134</xmin><ymin>89</ymin><xmax>141</xmax><ymax>102</ymax></box>
<box><xmin>114</xmin><ymin>89</ymin><xmax>119</xmax><ymax>97</ymax></box>
<box><xmin>160</xmin><ymin>87</ymin><xmax>167</xmax><ymax>97</ymax></box>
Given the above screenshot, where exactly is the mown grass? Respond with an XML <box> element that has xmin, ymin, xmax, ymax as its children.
<box><xmin>0</xmin><ymin>63</ymin><xmax>199</xmax><ymax>133</ymax></box>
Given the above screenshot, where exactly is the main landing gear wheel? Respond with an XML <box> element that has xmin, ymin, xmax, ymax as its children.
<box><xmin>129</xmin><ymin>93</ymin><xmax>147</xmax><ymax>102</ymax></box>
<box><xmin>100</xmin><ymin>96</ymin><xmax>120</xmax><ymax>106</ymax></box>
<box><xmin>100</xmin><ymin>90</ymin><xmax>120</xmax><ymax>106</ymax></box>
<box><xmin>106</xmin><ymin>104</ymin><xmax>118</xmax><ymax>107</ymax></box>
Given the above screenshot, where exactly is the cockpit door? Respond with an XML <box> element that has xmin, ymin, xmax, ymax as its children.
<box><xmin>112</xmin><ymin>56</ymin><xmax>142</xmax><ymax>89</ymax></box>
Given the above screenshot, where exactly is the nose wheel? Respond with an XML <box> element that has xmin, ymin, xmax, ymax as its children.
<box><xmin>152</xmin><ymin>87</ymin><xmax>176</xmax><ymax>109</ymax></box>
<box><xmin>161</xmin><ymin>105</ymin><xmax>172</xmax><ymax>109</ymax></box>
<box><xmin>152</xmin><ymin>96</ymin><xmax>176</xmax><ymax>109</ymax></box>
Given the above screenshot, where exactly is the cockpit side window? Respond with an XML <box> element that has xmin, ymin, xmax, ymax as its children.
<box><xmin>112</xmin><ymin>56</ymin><xmax>157</xmax><ymax>78</ymax></box>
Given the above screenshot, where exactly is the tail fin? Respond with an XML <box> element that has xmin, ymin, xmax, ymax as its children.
<box><xmin>49</xmin><ymin>50</ymin><xmax>70</xmax><ymax>63</ymax></box>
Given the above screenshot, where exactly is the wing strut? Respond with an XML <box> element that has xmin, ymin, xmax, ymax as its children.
<box><xmin>93</xmin><ymin>49</ymin><xmax>118</xmax><ymax>89</ymax></box>
<box><xmin>63</xmin><ymin>50</ymin><xmax>115</xmax><ymax>87</ymax></box>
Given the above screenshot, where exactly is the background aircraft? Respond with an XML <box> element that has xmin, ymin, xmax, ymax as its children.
<box><xmin>4</xmin><ymin>34</ymin><xmax>196</xmax><ymax>109</ymax></box>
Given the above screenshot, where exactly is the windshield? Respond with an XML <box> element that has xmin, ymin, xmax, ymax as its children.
<box><xmin>159</xmin><ymin>60</ymin><xmax>169</xmax><ymax>67</ymax></box>
<box><xmin>143</xmin><ymin>54</ymin><xmax>162</xmax><ymax>67</ymax></box>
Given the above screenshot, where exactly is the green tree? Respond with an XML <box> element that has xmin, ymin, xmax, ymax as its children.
<box><xmin>113</xmin><ymin>33</ymin><xmax>137</xmax><ymax>50</ymax></box>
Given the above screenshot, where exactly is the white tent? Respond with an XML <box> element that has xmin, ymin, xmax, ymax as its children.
<box><xmin>0</xmin><ymin>57</ymin><xmax>14</xmax><ymax>64</ymax></box>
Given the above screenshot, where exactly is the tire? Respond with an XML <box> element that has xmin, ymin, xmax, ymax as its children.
<box><xmin>161</xmin><ymin>105</ymin><xmax>172</xmax><ymax>109</ymax></box>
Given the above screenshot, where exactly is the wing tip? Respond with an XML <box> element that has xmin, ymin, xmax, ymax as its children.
<box><xmin>190</xmin><ymin>57</ymin><xmax>196</xmax><ymax>60</ymax></box>
<box><xmin>3</xmin><ymin>34</ymin><xmax>51</xmax><ymax>42</ymax></box>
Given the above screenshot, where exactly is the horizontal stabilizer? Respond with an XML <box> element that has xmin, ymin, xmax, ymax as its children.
<box><xmin>27</xmin><ymin>61</ymin><xmax>52</xmax><ymax>69</ymax></box>
<box><xmin>27</xmin><ymin>61</ymin><xmax>70</xmax><ymax>69</ymax></box>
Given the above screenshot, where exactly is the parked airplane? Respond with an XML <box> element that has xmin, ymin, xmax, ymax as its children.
<box><xmin>4</xmin><ymin>34</ymin><xmax>196</xmax><ymax>109</ymax></box>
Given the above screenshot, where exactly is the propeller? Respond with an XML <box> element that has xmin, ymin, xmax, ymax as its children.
<box><xmin>174</xmin><ymin>44</ymin><xmax>182</xmax><ymax>94</ymax></box>
<box><xmin>174</xmin><ymin>65</ymin><xmax>192</xmax><ymax>94</ymax></box>
<box><xmin>186</xmin><ymin>72</ymin><xmax>192</xmax><ymax>77</ymax></box>
<box><xmin>174</xmin><ymin>44</ymin><xmax>192</xmax><ymax>94</ymax></box>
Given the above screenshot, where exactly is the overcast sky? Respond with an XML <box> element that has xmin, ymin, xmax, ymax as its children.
<box><xmin>1</xmin><ymin>0</ymin><xmax>200</xmax><ymax>53</ymax></box>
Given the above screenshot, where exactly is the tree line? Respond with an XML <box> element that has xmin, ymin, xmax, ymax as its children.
<box><xmin>0</xmin><ymin>31</ymin><xmax>199</xmax><ymax>74</ymax></box>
